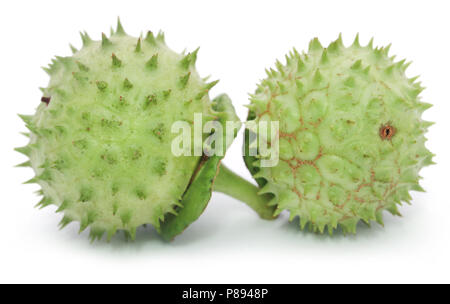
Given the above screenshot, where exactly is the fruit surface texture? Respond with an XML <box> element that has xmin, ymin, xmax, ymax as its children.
<box><xmin>245</xmin><ymin>35</ymin><xmax>434</xmax><ymax>234</ymax></box>
<box><xmin>17</xmin><ymin>21</ymin><xmax>232</xmax><ymax>241</ymax></box>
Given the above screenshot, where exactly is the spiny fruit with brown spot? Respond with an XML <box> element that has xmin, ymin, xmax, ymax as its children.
<box><xmin>16</xmin><ymin>19</ymin><xmax>248</xmax><ymax>242</ymax></box>
<box><xmin>244</xmin><ymin>35</ymin><xmax>434</xmax><ymax>234</ymax></box>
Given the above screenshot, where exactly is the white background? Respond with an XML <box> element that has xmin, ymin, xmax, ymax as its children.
<box><xmin>0</xmin><ymin>0</ymin><xmax>448</xmax><ymax>284</ymax></box>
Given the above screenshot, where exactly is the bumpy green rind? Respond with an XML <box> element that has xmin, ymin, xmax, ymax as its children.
<box><xmin>245</xmin><ymin>35</ymin><xmax>434</xmax><ymax>235</ymax></box>
<box><xmin>16</xmin><ymin>20</ymin><xmax>232</xmax><ymax>241</ymax></box>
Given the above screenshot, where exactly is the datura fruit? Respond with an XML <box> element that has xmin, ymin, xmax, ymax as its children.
<box><xmin>244</xmin><ymin>35</ymin><xmax>434</xmax><ymax>235</ymax></box>
<box><xmin>16</xmin><ymin>20</ymin><xmax>273</xmax><ymax>242</ymax></box>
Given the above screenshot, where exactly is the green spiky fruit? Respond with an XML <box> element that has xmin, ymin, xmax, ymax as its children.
<box><xmin>244</xmin><ymin>35</ymin><xmax>434</xmax><ymax>235</ymax></box>
<box><xmin>16</xmin><ymin>20</ymin><xmax>241</xmax><ymax>242</ymax></box>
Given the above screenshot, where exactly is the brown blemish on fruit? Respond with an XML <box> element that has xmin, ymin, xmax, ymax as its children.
<box><xmin>41</xmin><ymin>97</ymin><xmax>51</xmax><ymax>106</ymax></box>
<box><xmin>380</xmin><ymin>124</ymin><xmax>396</xmax><ymax>140</ymax></box>
<box><xmin>292</xmin><ymin>187</ymin><xmax>303</xmax><ymax>199</ymax></box>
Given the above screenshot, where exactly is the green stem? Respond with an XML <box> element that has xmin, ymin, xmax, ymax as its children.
<box><xmin>213</xmin><ymin>165</ymin><xmax>276</xmax><ymax>220</ymax></box>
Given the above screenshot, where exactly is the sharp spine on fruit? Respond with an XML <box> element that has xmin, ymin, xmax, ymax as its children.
<box><xmin>180</xmin><ymin>48</ymin><xmax>199</xmax><ymax>69</ymax></box>
<box><xmin>115</xmin><ymin>18</ymin><xmax>126</xmax><ymax>35</ymax></box>
<box><xmin>135</xmin><ymin>38</ymin><xmax>142</xmax><ymax>53</ymax></box>
<box><xmin>96</xmin><ymin>81</ymin><xmax>108</xmax><ymax>91</ymax></box>
<box><xmin>309</xmin><ymin>38</ymin><xmax>323</xmax><ymax>52</ymax></box>
<box><xmin>144</xmin><ymin>31</ymin><xmax>156</xmax><ymax>45</ymax></box>
<box><xmin>178</xmin><ymin>72</ymin><xmax>191</xmax><ymax>89</ymax></box>
<box><xmin>352</xmin><ymin>33</ymin><xmax>360</xmax><ymax>47</ymax></box>
<box><xmin>156</xmin><ymin>31</ymin><xmax>165</xmax><ymax>42</ymax></box>
<box><xmin>102</xmin><ymin>33</ymin><xmax>112</xmax><ymax>48</ymax></box>
<box><xmin>112</xmin><ymin>53</ymin><xmax>122</xmax><ymax>67</ymax></box>
<box><xmin>123</xmin><ymin>78</ymin><xmax>133</xmax><ymax>90</ymax></box>
<box><xmin>70</xmin><ymin>44</ymin><xmax>78</xmax><ymax>54</ymax></box>
<box><xmin>80</xmin><ymin>31</ymin><xmax>92</xmax><ymax>46</ymax></box>
<box><xmin>76</xmin><ymin>61</ymin><xmax>89</xmax><ymax>72</ymax></box>
<box><xmin>146</xmin><ymin>54</ymin><xmax>158</xmax><ymax>70</ymax></box>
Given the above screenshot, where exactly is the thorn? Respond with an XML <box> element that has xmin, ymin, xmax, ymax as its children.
<box><xmin>351</xmin><ymin>60</ymin><xmax>362</xmax><ymax>70</ymax></box>
<box><xmin>57</xmin><ymin>55</ymin><xmax>72</xmax><ymax>67</ymax></box>
<box><xmin>59</xmin><ymin>216</ymin><xmax>73</xmax><ymax>230</ymax></box>
<box><xmin>344</xmin><ymin>76</ymin><xmax>356</xmax><ymax>87</ymax></box>
<box><xmin>36</xmin><ymin>197</ymin><xmax>53</xmax><ymax>209</ymax></box>
<box><xmin>162</xmin><ymin>89</ymin><xmax>172</xmax><ymax>99</ymax></box>
<box><xmin>320</xmin><ymin>49</ymin><xmax>329</xmax><ymax>64</ymax></box>
<box><xmin>403</xmin><ymin>61</ymin><xmax>412</xmax><ymax>71</ymax></box>
<box><xmin>89</xmin><ymin>228</ymin><xmax>105</xmax><ymax>243</ymax></box>
<box><xmin>409</xmin><ymin>75</ymin><xmax>420</xmax><ymax>84</ymax></box>
<box><xmin>353</xmin><ymin>33</ymin><xmax>360</xmax><ymax>47</ymax></box>
<box><xmin>102</xmin><ymin>33</ymin><xmax>112</xmax><ymax>48</ymax></box>
<box><xmin>42</xmin><ymin>67</ymin><xmax>51</xmax><ymax>75</ymax></box>
<box><xmin>24</xmin><ymin>177</ymin><xmax>38</xmax><ymax>185</ymax></box>
<box><xmin>384</xmin><ymin>44</ymin><xmax>392</xmax><ymax>56</ymax></box>
<box><xmin>135</xmin><ymin>38</ymin><xmax>142</xmax><ymax>53</ymax></box>
<box><xmin>309</xmin><ymin>37</ymin><xmax>323</xmax><ymax>52</ymax></box>
<box><xmin>116</xmin><ymin>17</ymin><xmax>126</xmax><ymax>35</ymax></box>
<box><xmin>72</xmin><ymin>71</ymin><xmax>88</xmax><ymax>82</ymax></box>
<box><xmin>112</xmin><ymin>53</ymin><xmax>122</xmax><ymax>68</ymax></box>
<box><xmin>56</xmin><ymin>200</ymin><xmax>71</xmax><ymax>213</ymax></box>
<box><xmin>79</xmin><ymin>211</ymin><xmax>96</xmax><ymax>234</ymax></box>
<box><xmin>205</xmin><ymin>80</ymin><xmax>219</xmax><ymax>90</ymax></box>
<box><xmin>196</xmin><ymin>81</ymin><xmax>218</xmax><ymax>100</ymax></box>
<box><xmin>297</xmin><ymin>58</ymin><xmax>306</xmax><ymax>73</ymax></box>
<box><xmin>38</xmin><ymin>169</ymin><xmax>52</xmax><ymax>182</ymax></box>
<box><xmin>16</xmin><ymin>161</ymin><xmax>31</xmax><ymax>168</ymax></box>
<box><xmin>79</xmin><ymin>221</ymin><xmax>89</xmax><ymax>234</ymax></box>
<box><xmin>277</xmin><ymin>81</ymin><xmax>287</xmax><ymax>94</ymax></box>
<box><xmin>146</xmin><ymin>54</ymin><xmax>158</xmax><ymax>70</ymax></box>
<box><xmin>106</xmin><ymin>227</ymin><xmax>117</xmax><ymax>242</ymax></box>
<box><xmin>180</xmin><ymin>47</ymin><xmax>199</xmax><ymax>69</ymax></box>
<box><xmin>70</xmin><ymin>44</ymin><xmax>78</xmax><ymax>54</ymax></box>
<box><xmin>337</xmin><ymin>33</ymin><xmax>344</xmax><ymax>47</ymax></box>
<box><xmin>195</xmin><ymin>91</ymin><xmax>208</xmax><ymax>100</ymax></box>
<box><xmin>128</xmin><ymin>227</ymin><xmax>137</xmax><ymax>241</ymax></box>
<box><xmin>144</xmin><ymin>31</ymin><xmax>156</xmax><ymax>45</ymax></box>
<box><xmin>418</xmin><ymin>102</ymin><xmax>432</xmax><ymax>112</ymax></box>
<box><xmin>285</xmin><ymin>54</ymin><xmax>292</xmax><ymax>66</ymax></box>
<box><xmin>421</xmin><ymin>121</ymin><xmax>435</xmax><ymax>129</ymax></box>
<box><xmin>296</xmin><ymin>80</ymin><xmax>304</xmax><ymax>93</ymax></box>
<box><xmin>18</xmin><ymin>114</ymin><xmax>33</xmax><ymax>125</ymax></box>
<box><xmin>412</xmin><ymin>184</ymin><xmax>426</xmax><ymax>193</ymax></box>
<box><xmin>313</xmin><ymin>69</ymin><xmax>323</xmax><ymax>84</ymax></box>
<box><xmin>144</xmin><ymin>94</ymin><xmax>157</xmax><ymax>109</ymax></box>
<box><xmin>123</xmin><ymin>78</ymin><xmax>133</xmax><ymax>90</ymax></box>
<box><xmin>76</xmin><ymin>61</ymin><xmax>89</xmax><ymax>72</ymax></box>
<box><xmin>80</xmin><ymin>31</ymin><xmax>92</xmax><ymax>46</ymax></box>
<box><xmin>385</xmin><ymin>64</ymin><xmax>395</xmax><ymax>75</ymax></box>
<box><xmin>15</xmin><ymin>146</ymin><xmax>31</xmax><ymax>157</ymax></box>
<box><xmin>120</xmin><ymin>210</ymin><xmax>132</xmax><ymax>226</ymax></box>
<box><xmin>275</xmin><ymin>60</ymin><xmax>284</xmax><ymax>74</ymax></box>
<box><xmin>96</xmin><ymin>81</ymin><xmax>108</xmax><ymax>92</ymax></box>
<box><xmin>362</xmin><ymin>66</ymin><xmax>371</xmax><ymax>75</ymax></box>
<box><xmin>367</xmin><ymin>37</ymin><xmax>374</xmax><ymax>49</ymax></box>
<box><xmin>178</xmin><ymin>72</ymin><xmax>191</xmax><ymax>89</ymax></box>
<box><xmin>156</xmin><ymin>31</ymin><xmax>165</xmax><ymax>42</ymax></box>
<box><xmin>396</xmin><ymin>59</ymin><xmax>406</xmax><ymax>68</ymax></box>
